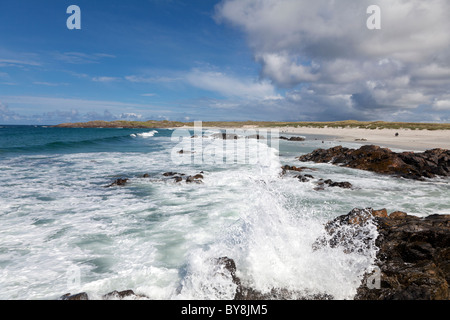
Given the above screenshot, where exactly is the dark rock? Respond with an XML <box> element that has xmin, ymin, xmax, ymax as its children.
<box><xmin>296</xmin><ymin>174</ymin><xmax>313</xmax><ymax>182</ymax></box>
<box><xmin>298</xmin><ymin>145</ymin><xmax>450</xmax><ymax>180</ymax></box>
<box><xmin>211</xmin><ymin>133</ymin><xmax>239</xmax><ymax>140</ymax></box>
<box><xmin>163</xmin><ymin>172</ymin><xmax>178</xmax><ymax>177</ymax></box>
<box><xmin>59</xmin><ymin>292</ymin><xmax>89</xmax><ymax>300</ymax></box>
<box><xmin>102</xmin><ymin>289</ymin><xmax>146</xmax><ymax>300</ymax></box>
<box><xmin>247</xmin><ymin>134</ymin><xmax>266</xmax><ymax>140</ymax></box>
<box><xmin>215</xmin><ymin>257</ymin><xmax>333</xmax><ymax>300</ymax></box>
<box><xmin>314</xmin><ymin>178</ymin><xmax>353</xmax><ymax>190</ymax></box>
<box><xmin>173</xmin><ymin>176</ymin><xmax>183</xmax><ymax>183</ymax></box>
<box><xmin>319</xmin><ymin>209</ymin><xmax>450</xmax><ymax>300</ymax></box>
<box><xmin>105</xmin><ymin>178</ymin><xmax>129</xmax><ymax>188</ymax></box>
<box><xmin>280</xmin><ymin>136</ymin><xmax>306</xmax><ymax>142</ymax></box>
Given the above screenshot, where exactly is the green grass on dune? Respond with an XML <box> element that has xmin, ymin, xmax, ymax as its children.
<box><xmin>55</xmin><ymin>120</ymin><xmax>450</xmax><ymax>130</ymax></box>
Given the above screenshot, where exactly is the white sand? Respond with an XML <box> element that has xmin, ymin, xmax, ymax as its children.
<box><xmin>277</xmin><ymin>127</ymin><xmax>450</xmax><ymax>151</ymax></box>
<box><xmin>173</xmin><ymin>125</ymin><xmax>450</xmax><ymax>151</ymax></box>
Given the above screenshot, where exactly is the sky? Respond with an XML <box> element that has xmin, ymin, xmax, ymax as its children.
<box><xmin>1</xmin><ymin>0</ymin><xmax>450</xmax><ymax>124</ymax></box>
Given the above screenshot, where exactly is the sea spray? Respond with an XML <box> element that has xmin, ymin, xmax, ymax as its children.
<box><xmin>0</xmin><ymin>126</ymin><xmax>448</xmax><ymax>300</ymax></box>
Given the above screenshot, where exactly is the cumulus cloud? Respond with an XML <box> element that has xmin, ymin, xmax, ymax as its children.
<box><xmin>185</xmin><ymin>68</ymin><xmax>277</xmax><ymax>100</ymax></box>
<box><xmin>215</xmin><ymin>0</ymin><xmax>450</xmax><ymax>121</ymax></box>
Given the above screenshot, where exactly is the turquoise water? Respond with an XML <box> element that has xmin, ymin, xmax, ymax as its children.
<box><xmin>0</xmin><ymin>126</ymin><xmax>448</xmax><ymax>300</ymax></box>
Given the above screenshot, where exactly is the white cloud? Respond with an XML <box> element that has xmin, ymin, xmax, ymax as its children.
<box><xmin>125</xmin><ymin>75</ymin><xmax>181</xmax><ymax>83</ymax></box>
<box><xmin>216</xmin><ymin>0</ymin><xmax>450</xmax><ymax>121</ymax></box>
<box><xmin>92</xmin><ymin>76</ymin><xmax>120</xmax><ymax>82</ymax></box>
<box><xmin>185</xmin><ymin>68</ymin><xmax>276</xmax><ymax>100</ymax></box>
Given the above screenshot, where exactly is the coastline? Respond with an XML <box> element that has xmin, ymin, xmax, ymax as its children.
<box><xmin>278</xmin><ymin>127</ymin><xmax>450</xmax><ymax>152</ymax></box>
<box><xmin>185</xmin><ymin>126</ymin><xmax>450</xmax><ymax>152</ymax></box>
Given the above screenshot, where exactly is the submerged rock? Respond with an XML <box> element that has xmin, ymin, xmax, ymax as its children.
<box><xmin>59</xmin><ymin>290</ymin><xmax>147</xmax><ymax>300</ymax></box>
<box><xmin>59</xmin><ymin>292</ymin><xmax>89</xmax><ymax>300</ymax></box>
<box><xmin>214</xmin><ymin>257</ymin><xmax>333</xmax><ymax>300</ymax></box>
<box><xmin>280</xmin><ymin>136</ymin><xmax>306</xmax><ymax>142</ymax></box>
<box><xmin>105</xmin><ymin>178</ymin><xmax>129</xmax><ymax>188</ymax></box>
<box><xmin>211</xmin><ymin>133</ymin><xmax>239</xmax><ymax>140</ymax></box>
<box><xmin>298</xmin><ymin>145</ymin><xmax>450</xmax><ymax>180</ymax></box>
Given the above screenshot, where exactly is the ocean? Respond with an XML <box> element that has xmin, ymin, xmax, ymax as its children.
<box><xmin>0</xmin><ymin>125</ymin><xmax>448</xmax><ymax>300</ymax></box>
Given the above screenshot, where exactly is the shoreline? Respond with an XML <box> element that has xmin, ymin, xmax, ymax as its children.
<box><xmin>280</xmin><ymin>127</ymin><xmax>450</xmax><ymax>152</ymax></box>
<box><xmin>182</xmin><ymin>126</ymin><xmax>450</xmax><ymax>152</ymax></box>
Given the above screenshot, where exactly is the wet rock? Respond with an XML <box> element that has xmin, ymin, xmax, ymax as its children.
<box><xmin>280</xmin><ymin>136</ymin><xmax>306</xmax><ymax>141</ymax></box>
<box><xmin>314</xmin><ymin>179</ymin><xmax>353</xmax><ymax>190</ymax></box>
<box><xmin>298</xmin><ymin>145</ymin><xmax>450</xmax><ymax>180</ymax></box>
<box><xmin>211</xmin><ymin>133</ymin><xmax>239</xmax><ymax>140</ymax></box>
<box><xmin>102</xmin><ymin>289</ymin><xmax>146</xmax><ymax>300</ymax></box>
<box><xmin>296</xmin><ymin>174</ymin><xmax>313</xmax><ymax>182</ymax></box>
<box><xmin>355</xmin><ymin>213</ymin><xmax>450</xmax><ymax>300</ymax></box>
<box><xmin>247</xmin><ymin>134</ymin><xmax>265</xmax><ymax>140</ymax></box>
<box><xmin>59</xmin><ymin>292</ymin><xmax>89</xmax><ymax>300</ymax></box>
<box><xmin>163</xmin><ymin>172</ymin><xmax>178</xmax><ymax>177</ymax></box>
<box><xmin>105</xmin><ymin>178</ymin><xmax>129</xmax><ymax>188</ymax></box>
<box><xmin>315</xmin><ymin>208</ymin><xmax>450</xmax><ymax>300</ymax></box>
<box><xmin>177</xmin><ymin>149</ymin><xmax>196</xmax><ymax>154</ymax></box>
<box><xmin>215</xmin><ymin>257</ymin><xmax>333</xmax><ymax>300</ymax></box>
<box><xmin>389</xmin><ymin>211</ymin><xmax>408</xmax><ymax>219</ymax></box>
<box><xmin>59</xmin><ymin>290</ymin><xmax>147</xmax><ymax>300</ymax></box>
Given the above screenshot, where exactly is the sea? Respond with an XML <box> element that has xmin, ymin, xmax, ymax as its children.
<box><xmin>0</xmin><ymin>125</ymin><xmax>448</xmax><ymax>300</ymax></box>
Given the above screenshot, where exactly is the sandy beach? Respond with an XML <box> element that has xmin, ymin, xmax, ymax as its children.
<box><xmin>249</xmin><ymin>126</ymin><xmax>449</xmax><ymax>152</ymax></box>
<box><xmin>186</xmin><ymin>125</ymin><xmax>450</xmax><ymax>152</ymax></box>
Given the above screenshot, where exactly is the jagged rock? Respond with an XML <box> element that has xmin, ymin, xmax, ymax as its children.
<box><xmin>102</xmin><ymin>290</ymin><xmax>146</xmax><ymax>300</ymax></box>
<box><xmin>105</xmin><ymin>178</ymin><xmax>129</xmax><ymax>188</ymax></box>
<box><xmin>215</xmin><ymin>257</ymin><xmax>333</xmax><ymax>300</ymax></box>
<box><xmin>59</xmin><ymin>290</ymin><xmax>147</xmax><ymax>300</ymax></box>
<box><xmin>298</xmin><ymin>145</ymin><xmax>450</xmax><ymax>180</ymax></box>
<box><xmin>314</xmin><ymin>208</ymin><xmax>450</xmax><ymax>300</ymax></box>
<box><xmin>163</xmin><ymin>172</ymin><xmax>178</xmax><ymax>177</ymax></box>
<box><xmin>355</xmin><ymin>213</ymin><xmax>450</xmax><ymax>300</ymax></box>
<box><xmin>314</xmin><ymin>179</ymin><xmax>353</xmax><ymax>190</ymax></box>
<box><xmin>59</xmin><ymin>292</ymin><xmax>89</xmax><ymax>300</ymax></box>
<box><xmin>173</xmin><ymin>176</ymin><xmax>183</xmax><ymax>183</ymax></box>
<box><xmin>280</xmin><ymin>136</ymin><xmax>306</xmax><ymax>141</ymax></box>
<box><xmin>295</xmin><ymin>174</ymin><xmax>314</xmax><ymax>182</ymax></box>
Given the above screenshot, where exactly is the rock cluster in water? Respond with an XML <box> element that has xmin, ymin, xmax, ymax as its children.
<box><xmin>219</xmin><ymin>209</ymin><xmax>450</xmax><ymax>300</ymax></box>
<box><xmin>297</xmin><ymin>145</ymin><xmax>450</xmax><ymax>180</ymax></box>
<box><xmin>281</xmin><ymin>165</ymin><xmax>353</xmax><ymax>190</ymax></box>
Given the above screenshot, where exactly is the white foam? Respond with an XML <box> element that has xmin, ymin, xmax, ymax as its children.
<box><xmin>132</xmin><ymin>130</ymin><xmax>158</xmax><ymax>138</ymax></box>
<box><xmin>0</xmin><ymin>136</ymin><xmax>448</xmax><ymax>300</ymax></box>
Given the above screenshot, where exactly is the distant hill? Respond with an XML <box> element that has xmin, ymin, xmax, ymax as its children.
<box><xmin>53</xmin><ymin>120</ymin><xmax>450</xmax><ymax>130</ymax></box>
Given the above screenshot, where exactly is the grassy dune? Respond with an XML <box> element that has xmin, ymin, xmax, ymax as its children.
<box><xmin>55</xmin><ymin>120</ymin><xmax>450</xmax><ymax>130</ymax></box>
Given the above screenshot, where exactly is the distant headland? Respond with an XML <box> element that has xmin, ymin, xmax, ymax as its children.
<box><xmin>53</xmin><ymin>120</ymin><xmax>450</xmax><ymax>131</ymax></box>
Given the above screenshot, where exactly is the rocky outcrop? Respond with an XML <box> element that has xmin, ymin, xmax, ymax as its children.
<box><xmin>105</xmin><ymin>178</ymin><xmax>129</xmax><ymax>188</ymax></box>
<box><xmin>355</xmin><ymin>213</ymin><xmax>450</xmax><ymax>300</ymax></box>
<box><xmin>297</xmin><ymin>145</ymin><xmax>450</xmax><ymax>180</ymax></box>
<box><xmin>214</xmin><ymin>257</ymin><xmax>332</xmax><ymax>300</ymax></box>
<box><xmin>215</xmin><ymin>209</ymin><xmax>449</xmax><ymax>301</ymax></box>
<box><xmin>281</xmin><ymin>165</ymin><xmax>352</xmax><ymax>190</ymax></box>
<box><xmin>315</xmin><ymin>208</ymin><xmax>450</xmax><ymax>300</ymax></box>
<box><xmin>280</xmin><ymin>136</ymin><xmax>306</xmax><ymax>142</ymax></box>
<box><xmin>162</xmin><ymin>172</ymin><xmax>204</xmax><ymax>184</ymax></box>
<box><xmin>59</xmin><ymin>289</ymin><xmax>146</xmax><ymax>300</ymax></box>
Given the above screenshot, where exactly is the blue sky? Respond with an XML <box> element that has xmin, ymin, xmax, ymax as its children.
<box><xmin>1</xmin><ymin>0</ymin><xmax>450</xmax><ymax>124</ymax></box>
